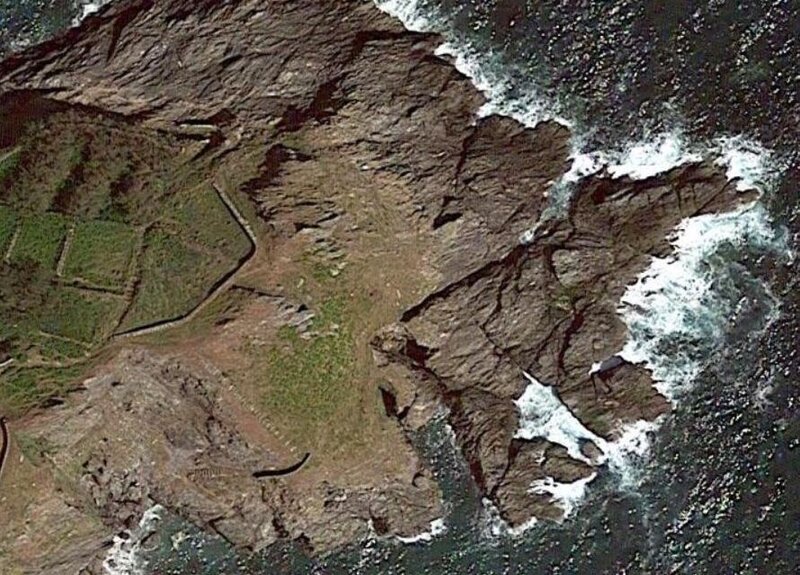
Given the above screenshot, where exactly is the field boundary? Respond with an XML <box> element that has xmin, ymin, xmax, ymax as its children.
<box><xmin>113</xmin><ymin>183</ymin><xmax>257</xmax><ymax>338</ymax></box>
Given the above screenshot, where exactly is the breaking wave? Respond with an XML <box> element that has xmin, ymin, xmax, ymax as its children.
<box><xmin>103</xmin><ymin>505</ymin><xmax>163</xmax><ymax>575</ymax></box>
<box><xmin>619</xmin><ymin>203</ymin><xmax>786</xmax><ymax>401</ymax></box>
<box><xmin>376</xmin><ymin>0</ymin><xmax>788</xmax><ymax>535</ymax></box>
<box><xmin>73</xmin><ymin>1</ymin><xmax>114</xmax><ymax>26</ymax></box>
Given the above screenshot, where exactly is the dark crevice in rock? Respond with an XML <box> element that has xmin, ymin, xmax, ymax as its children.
<box><xmin>432</xmin><ymin>196</ymin><xmax>463</xmax><ymax>229</ymax></box>
<box><xmin>106</xmin><ymin>1</ymin><xmax>154</xmax><ymax>62</ymax></box>
<box><xmin>242</xmin><ymin>144</ymin><xmax>313</xmax><ymax>197</ymax></box>
<box><xmin>379</xmin><ymin>385</ymin><xmax>399</xmax><ymax>418</ymax></box>
<box><xmin>176</xmin><ymin>108</ymin><xmax>236</xmax><ymax>128</ymax></box>
<box><xmin>278</xmin><ymin>74</ymin><xmax>348</xmax><ymax>132</ymax></box>
<box><xmin>347</xmin><ymin>29</ymin><xmax>417</xmax><ymax>61</ymax></box>
<box><xmin>401</xmin><ymin>244</ymin><xmax>528</xmax><ymax>323</ymax></box>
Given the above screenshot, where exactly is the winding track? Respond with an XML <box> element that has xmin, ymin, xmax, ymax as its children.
<box><xmin>0</xmin><ymin>417</ymin><xmax>10</xmax><ymax>486</ymax></box>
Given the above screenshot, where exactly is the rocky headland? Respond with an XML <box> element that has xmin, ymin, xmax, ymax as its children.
<box><xmin>0</xmin><ymin>1</ymin><xmax>757</xmax><ymax>572</ymax></box>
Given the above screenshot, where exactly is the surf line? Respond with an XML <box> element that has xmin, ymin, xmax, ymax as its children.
<box><xmin>252</xmin><ymin>452</ymin><xmax>311</xmax><ymax>479</ymax></box>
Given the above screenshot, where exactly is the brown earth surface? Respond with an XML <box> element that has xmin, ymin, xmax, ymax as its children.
<box><xmin>0</xmin><ymin>1</ymin><xmax>758</xmax><ymax>572</ymax></box>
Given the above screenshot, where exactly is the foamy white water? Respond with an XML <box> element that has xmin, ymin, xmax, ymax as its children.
<box><xmin>514</xmin><ymin>373</ymin><xmax>662</xmax><ymax>490</ymax></box>
<box><xmin>103</xmin><ymin>505</ymin><xmax>163</xmax><ymax>575</ymax></box>
<box><xmin>376</xmin><ymin>0</ymin><xmax>787</xmax><ymax>538</ymax></box>
<box><xmin>72</xmin><ymin>1</ymin><xmax>114</xmax><ymax>26</ymax></box>
<box><xmin>713</xmin><ymin>135</ymin><xmax>780</xmax><ymax>192</ymax></box>
<box><xmin>397</xmin><ymin>518</ymin><xmax>448</xmax><ymax>544</ymax></box>
<box><xmin>480</xmin><ymin>497</ymin><xmax>539</xmax><ymax>538</ymax></box>
<box><xmin>529</xmin><ymin>473</ymin><xmax>597</xmax><ymax>518</ymax></box>
<box><xmin>607</xmin><ymin>132</ymin><xmax>702</xmax><ymax>180</ymax></box>
<box><xmin>618</xmin><ymin>202</ymin><xmax>783</xmax><ymax>401</ymax></box>
<box><xmin>514</xmin><ymin>372</ymin><xmax>603</xmax><ymax>464</ymax></box>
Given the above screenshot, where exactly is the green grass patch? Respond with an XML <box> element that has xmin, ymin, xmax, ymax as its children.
<box><xmin>11</xmin><ymin>212</ymin><xmax>68</xmax><ymax>269</ymax></box>
<box><xmin>37</xmin><ymin>287</ymin><xmax>125</xmax><ymax>343</ymax></box>
<box><xmin>30</xmin><ymin>333</ymin><xmax>90</xmax><ymax>363</ymax></box>
<box><xmin>14</xmin><ymin>432</ymin><xmax>56</xmax><ymax>466</ymax></box>
<box><xmin>0</xmin><ymin>204</ymin><xmax>16</xmax><ymax>256</ymax></box>
<box><xmin>63</xmin><ymin>219</ymin><xmax>137</xmax><ymax>289</ymax></box>
<box><xmin>0</xmin><ymin>364</ymin><xmax>84</xmax><ymax>417</ymax></box>
<box><xmin>171</xmin><ymin>186</ymin><xmax>251</xmax><ymax>262</ymax></box>
<box><xmin>257</xmin><ymin>295</ymin><xmax>358</xmax><ymax>442</ymax></box>
<box><xmin>0</xmin><ymin>147</ymin><xmax>20</xmax><ymax>184</ymax></box>
<box><xmin>119</xmin><ymin>228</ymin><xmax>233</xmax><ymax>331</ymax></box>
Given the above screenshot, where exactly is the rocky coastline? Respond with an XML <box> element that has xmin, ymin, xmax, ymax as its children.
<box><xmin>0</xmin><ymin>1</ymin><xmax>759</xmax><ymax>572</ymax></box>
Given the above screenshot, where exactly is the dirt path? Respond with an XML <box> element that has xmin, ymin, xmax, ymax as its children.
<box><xmin>0</xmin><ymin>417</ymin><xmax>10</xmax><ymax>487</ymax></box>
<box><xmin>3</xmin><ymin>226</ymin><xmax>19</xmax><ymax>263</ymax></box>
<box><xmin>114</xmin><ymin>184</ymin><xmax>257</xmax><ymax>339</ymax></box>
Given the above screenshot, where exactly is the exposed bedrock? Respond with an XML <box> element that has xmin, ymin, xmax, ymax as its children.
<box><xmin>0</xmin><ymin>0</ymin><xmax>760</xmax><ymax>569</ymax></box>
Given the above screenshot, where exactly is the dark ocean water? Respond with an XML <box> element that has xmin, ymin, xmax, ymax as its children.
<box><xmin>3</xmin><ymin>1</ymin><xmax>798</xmax><ymax>574</ymax></box>
<box><xmin>0</xmin><ymin>0</ymin><xmax>77</xmax><ymax>54</ymax></box>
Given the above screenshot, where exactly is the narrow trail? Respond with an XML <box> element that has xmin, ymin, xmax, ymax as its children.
<box><xmin>0</xmin><ymin>417</ymin><xmax>10</xmax><ymax>487</ymax></box>
<box><xmin>3</xmin><ymin>226</ymin><xmax>19</xmax><ymax>263</ymax></box>
<box><xmin>114</xmin><ymin>184</ymin><xmax>258</xmax><ymax>339</ymax></box>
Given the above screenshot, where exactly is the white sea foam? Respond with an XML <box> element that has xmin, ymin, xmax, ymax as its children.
<box><xmin>529</xmin><ymin>473</ymin><xmax>597</xmax><ymax>518</ymax></box>
<box><xmin>373</xmin><ymin>0</ymin><xmax>436</xmax><ymax>32</ymax></box>
<box><xmin>602</xmin><ymin>419</ymin><xmax>661</xmax><ymax>489</ymax></box>
<box><xmin>514</xmin><ymin>372</ymin><xmax>662</xmax><ymax>490</ymax></box>
<box><xmin>480</xmin><ymin>497</ymin><xmax>539</xmax><ymax>538</ymax></box>
<box><xmin>73</xmin><ymin>1</ymin><xmax>113</xmax><ymax>26</ymax></box>
<box><xmin>713</xmin><ymin>135</ymin><xmax>779</xmax><ymax>192</ymax></box>
<box><xmin>607</xmin><ymin>132</ymin><xmax>702</xmax><ymax>180</ymax></box>
<box><xmin>434</xmin><ymin>42</ymin><xmax>569</xmax><ymax>130</ymax></box>
<box><xmin>396</xmin><ymin>518</ymin><xmax>448</xmax><ymax>544</ymax></box>
<box><xmin>513</xmin><ymin>372</ymin><xmax>603</xmax><ymax>464</ymax></box>
<box><xmin>619</xmin><ymin>202</ymin><xmax>782</xmax><ymax>401</ymax></box>
<box><xmin>377</xmin><ymin>0</ymin><xmax>785</xmax><ymax>533</ymax></box>
<box><xmin>103</xmin><ymin>505</ymin><xmax>163</xmax><ymax>575</ymax></box>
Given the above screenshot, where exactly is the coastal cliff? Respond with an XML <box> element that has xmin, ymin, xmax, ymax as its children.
<box><xmin>0</xmin><ymin>1</ymin><xmax>756</xmax><ymax>572</ymax></box>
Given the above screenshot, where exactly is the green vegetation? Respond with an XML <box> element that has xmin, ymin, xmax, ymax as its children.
<box><xmin>119</xmin><ymin>228</ymin><xmax>232</xmax><ymax>331</ymax></box>
<box><xmin>0</xmin><ymin>364</ymin><xmax>87</xmax><ymax>416</ymax></box>
<box><xmin>0</xmin><ymin>147</ymin><xmax>20</xmax><ymax>184</ymax></box>
<box><xmin>10</xmin><ymin>213</ymin><xmax>68</xmax><ymax>269</ymax></box>
<box><xmin>63</xmin><ymin>219</ymin><xmax>137</xmax><ymax>289</ymax></box>
<box><xmin>171</xmin><ymin>186</ymin><xmax>251</xmax><ymax>261</ymax></box>
<box><xmin>39</xmin><ymin>288</ymin><xmax>126</xmax><ymax>343</ymax></box>
<box><xmin>0</xmin><ymin>93</ymin><xmax>253</xmax><ymax>416</ymax></box>
<box><xmin>0</xmin><ymin>204</ymin><xmax>16</xmax><ymax>256</ymax></box>
<box><xmin>255</xmin><ymin>295</ymin><xmax>362</xmax><ymax>445</ymax></box>
<box><xmin>14</xmin><ymin>432</ymin><xmax>56</xmax><ymax>466</ymax></box>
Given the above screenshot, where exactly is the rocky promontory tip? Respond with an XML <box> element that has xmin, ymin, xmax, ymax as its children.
<box><xmin>0</xmin><ymin>1</ymin><xmax>759</xmax><ymax>572</ymax></box>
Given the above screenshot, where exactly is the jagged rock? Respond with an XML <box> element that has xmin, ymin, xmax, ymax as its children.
<box><xmin>0</xmin><ymin>0</ymin><xmax>762</xmax><ymax>570</ymax></box>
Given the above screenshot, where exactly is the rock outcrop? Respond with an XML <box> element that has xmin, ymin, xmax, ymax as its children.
<box><xmin>0</xmin><ymin>0</ymin><xmax>758</xmax><ymax>571</ymax></box>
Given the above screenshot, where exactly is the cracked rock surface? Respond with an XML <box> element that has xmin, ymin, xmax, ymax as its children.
<box><xmin>0</xmin><ymin>0</ymin><xmax>759</xmax><ymax>571</ymax></box>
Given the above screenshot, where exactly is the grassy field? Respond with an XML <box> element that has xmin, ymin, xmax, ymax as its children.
<box><xmin>10</xmin><ymin>213</ymin><xmax>68</xmax><ymax>268</ymax></box>
<box><xmin>0</xmin><ymin>364</ymin><xmax>88</xmax><ymax>416</ymax></box>
<box><xmin>0</xmin><ymin>204</ymin><xmax>15</xmax><ymax>256</ymax></box>
<box><xmin>0</xmin><ymin>94</ymin><xmax>253</xmax><ymax>416</ymax></box>
<box><xmin>0</xmin><ymin>147</ymin><xmax>20</xmax><ymax>184</ymax></box>
<box><xmin>259</xmin><ymin>297</ymin><xmax>357</xmax><ymax>427</ymax></box>
<box><xmin>63</xmin><ymin>219</ymin><xmax>138</xmax><ymax>289</ymax></box>
<box><xmin>171</xmin><ymin>185</ymin><xmax>252</xmax><ymax>261</ymax></box>
<box><xmin>117</xmin><ymin>227</ymin><xmax>234</xmax><ymax>331</ymax></box>
<box><xmin>38</xmin><ymin>287</ymin><xmax>126</xmax><ymax>343</ymax></box>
